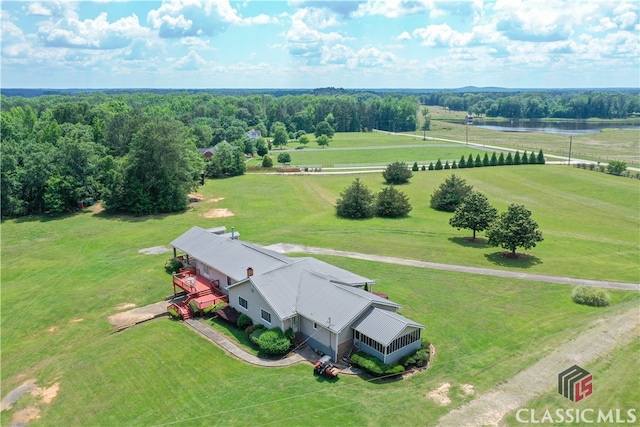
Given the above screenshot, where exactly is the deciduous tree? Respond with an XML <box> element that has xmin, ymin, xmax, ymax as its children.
<box><xmin>486</xmin><ymin>204</ymin><xmax>543</xmax><ymax>256</ymax></box>
<box><xmin>449</xmin><ymin>191</ymin><xmax>498</xmax><ymax>239</ymax></box>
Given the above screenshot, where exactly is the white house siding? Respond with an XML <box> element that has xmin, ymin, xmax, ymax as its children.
<box><xmin>385</xmin><ymin>338</ymin><xmax>421</xmax><ymax>365</ymax></box>
<box><xmin>300</xmin><ymin>316</ymin><xmax>336</xmax><ymax>360</ymax></box>
<box><xmin>229</xmin><ymin>282</ymin><xmax>282</xmax><ymax>330</ymax></box>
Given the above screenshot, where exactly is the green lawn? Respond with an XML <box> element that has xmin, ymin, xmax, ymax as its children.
<box><xmin>1</xmin><ymin>153</ymin><xmax>638</xmax><ymax>425</ymax></box>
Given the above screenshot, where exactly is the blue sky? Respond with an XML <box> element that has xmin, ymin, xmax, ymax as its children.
<box><xmin>1</xmin><ymin>0</ymin><xmax>639</xmax><ymax>88</ymax></box>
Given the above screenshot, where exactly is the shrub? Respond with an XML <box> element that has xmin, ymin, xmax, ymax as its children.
<box><xmin>250</xmin><ymin>327</ymin><xmax>292</xmax><ymax>355</ymax></box>
<box><xmin>421</xmin><ymin>165</ymin><xmax>426</xmax><ymax>171</ymax></box>
<box><xmin>571</xmin><ymin>286</ymin><xmax>610</xmax><ymax>307</ymax></box>
<box><xmin>165</xmin><ymin>259</ymin><xmax>183</xmax><ymax>275</ymax></box>
<box><xmin>435</xmin><ymin>159</ymin><xmax>443</xmax><ymax>170</ymax></box>
<box><xmin>261</xmin><ymin>155</ymin><xmax>273</xmax><ymax>168</ymax></box>
<box><xmin>382</xmin><ymin>161</ymin><xmax>413</xmax><ymax>185</ymax></box>
<box><xmin>428</xmin><ymin>162</ymin><xmax>434</xmax><ymax>170</ymax></box>
<box><xmin>285</xmin><ymin>328</ymin><xmax>295</xmax><ymax>341</ymax></box>
<box><xmin>444</xmin><ymin>160</ymin><xmax>450</xmax><ymax>170</ymax></box>
<box><xmin>376</xmin><ymin>186</ymin><xmax>412</xmax><ymax>218</ymax></box>
<box><xmin>412</xmin><ymin>161</ymin><xmax>419</xmax><ymax>172</ymax></box>
<box><xmin>451</xmin><ymin>160</ymin><xmax>457</xmax><ymax>169</ymax></box>
<box><xmin>189</xmin><ymin>300</ymin><xmax>200</xmax><ymax>316</ymax></box>
<box><xmin>399</xmin><ymin>348</ymin><xmax>430</xmax><ymax>368</ymax></box>
<box><xmin>203</xmin><ymin>301</ymin><xmax>227</xmax><ymax>315</ymax></box>
<box><xmin>237</xmin><ymin>313</ymin><xmax>253</xmax><ymax>329</ymax></box>
<box><xmin>277</xmin><ymin>152</ymin><xmax>291</xmax><ymax>165</ymax></box>
<box><xmin>168</xmin><ymin>307</ymin><xmax>180</xmax><ymax>319</ymax></box>
<box><xmin>350</xmin><ymin>352</ymin><xmax>404</xmax><ymax>377</ymax></box>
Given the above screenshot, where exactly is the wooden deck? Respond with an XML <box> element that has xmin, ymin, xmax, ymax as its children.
<box><xmin>170</xmin><ymin>268</ymin><xmax>229</xmax><ymax>320</ymax></box>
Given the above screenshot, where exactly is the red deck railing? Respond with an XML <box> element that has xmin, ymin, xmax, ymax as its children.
<box><xmin>170</xmin><ymin>270</ymin><xmax>228</xmax><ymax>320</ymax></box>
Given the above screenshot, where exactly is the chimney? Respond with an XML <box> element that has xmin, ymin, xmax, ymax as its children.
<box><xmin>247</xmin><ymin>267</ymin><xmax>254</xmax><ymax>277</ymax></box>
<box><xmin>231</xmin><ymin>227</ymin><xmax>235</xmax><ymax>239</ymax></box>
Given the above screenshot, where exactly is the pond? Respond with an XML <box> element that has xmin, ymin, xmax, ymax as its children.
<box><xmin>445</xmin><ymin>119</ymin><xmax>640</xmax><ymax>135</ymax></box>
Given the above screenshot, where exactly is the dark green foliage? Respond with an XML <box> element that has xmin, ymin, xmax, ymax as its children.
<box><xmin>506</xmin><ymin>152</ymin><xmax>514</xmax><ymax>165</ymax></box>
<box><xmin>467</xmin><ymin>154</ymin><xmax>475</xmax><ymax>168</ymax></box>
<box><xmin>271</xmin><ymin>122</ymin><xmax>288</xmax><ymax>148</ymax></box>
<box><xmin>399</xmin><ymin>347</ymin><xmax>430</xmax><ymax>368</ymax></box>
<box><xmin>474</xmin><ymin>154</ymin><xmax>483</xmax><ymax>167</ymax></box>
<box><xmin>498</xmin><ymin>152</ymin><xmax>506</xmax><ymax>166</ymax></box>
<box><xmin>205</xmin><ymin>141</ymin><xmax>246</xmax><ymax>178</ymax></box>
<box><xmin>168</xmin><ymin>307</ymin><xmax>180</xmax><ymax>319</ymax></box>
<box><xmin>444</xmin><ymin>161</ymin><xmax>451</xmax><ymax>170</ymax></box>
<box><xmin>336</xmin><ymin>178</ymin><xmax>375</xmax><ymax>219</ymax></box>
<box><xmin>165</xmin><ymin>259</ymin><xmax>183</xmax><ymax>274</ymax></box>
<box><xmin>458</xmin><ymin>155</ymin><xmax>466</xmax><ymax>168</ymax></box>
<box><xmin>382</xmin><ymin>161</ymin><xmax>413</xmax><ymax>185</ymax></box>
<box><xmin>421</xmin><ymin>164</ymin><xmax>426</xmax><ymax>171</ymax></box>
<box><xmin>537</xmin><ymin>149</ymin><xmax>545</xmax><ymax>164</ymax></box>
<box><xmin>430</xmin><ymin>174</ymin><xmax>474</xmax><ymax>212</ymax></box>
<box><xmin>203</xmin><ymin>301</ymin><xmax>227</xmax><ymax>315</ymax></box>
<box><xmin>376</xmin><ymin>186</ymin><xmax>412</xmax><ymax>218</ymax></box>
<box><xmin>261</xmin><ymin>155</ymin><xmax>273</xmax><ymax>168</ymax></box>
<box><xmin>514</xmin><ymin>151</ymin><xmax>521</xmax><ymax>165</ymax></box>
<box><xmin>482</xmin><ymin>153</ymin><xmax>490</xmax><ymax>167</ymax></box>
<box><xmin>314</xmin><ymin>120</ymin><xmax>335</xmax><ymax>138</ymax></box>
<box><xmin>277</xmin><ymin>152</ymin><xmax>291</xmax><ymax>164</ymax></box>
<box><xmin>412</xmin><ymin>162</ymin><xmax>419</xmax><ymax>172</ymax></box>
<box><xmin>298</xmin><ymin>134</ymin><xmax>310</xmax><ymax>146</ymax></box>
<box><xmin>607</xmin><ymin>160</ymin><xmax>627</xmax><ymax>175</ymax></box>
<box><xmin>189</xmin><ymin>300</ymin><xmax>200</xmax><ymax>316</ymax></box>
<box><xmin>521</xmin><ymin>150</ymin><xmax>529</xmax><ymax>165</ymax></box>
<box><xmin>428</xmin><ymin>162</ymin><xmax>434</xmax><ymax>170</ymax></box>
<box><xmin>237</xmin><ymin>313</ymin><xmax>253</xmax><ymax>329</ymax></box>
<box><xmin>250</xmin><ymin>327</ymin><xmax>292</xmax><ymax>355</ymax></box>
<box><xmin>528</xmin><ymin>151</ymin><xmax>537</xmax><ymax>164</ymax></box>
<box><xmin>316</xmin><ymin>134</ymin><xmax>330</xmax><ymax>148</ymax></box>
<box><xmin>285</xmin><ymin>328</ymin><xmax>295</xmax><ymax>341</ymax></box>
<box><xmin>571</xmin><ymin>286</ymin><xmax>610</xmax><ymax>307</ymax></box>
<box><xmin>490</xmin><ymin>152</ymin><xmax>498</xmax><ymax>166</ymax></box>
<box><xmin>351</xmin><ymin>352</ymin><xmax>404</xmax><ymax>376</ymax></box>
<box><xmin>255</xmin><ymin>137</ymin><xmax>268</xmax><ymax>157</ymax></box>
<box><xmin>487</xmin><ymin>204</ymin><xmax>543</xmax><ymax>256</ymax></box>
<box><xmin>449</xmin><ymin>191</ymin><xmax>498</xmax><ymax>239</ymax></box>
<box><xmin>451</xmin><ymin>160</ymin><xmax>458</xmax><ymax>169</ymax></box>
<box><xmin>435</xmin><ymin>159</ymin><xmax>443</xmax><ymax>170</ymax></box>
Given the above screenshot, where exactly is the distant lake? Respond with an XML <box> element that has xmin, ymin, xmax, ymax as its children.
<box><xmin>446</xmin><ymin>119</ymin><xmax>640</xmax><ymax>135</ymax></box>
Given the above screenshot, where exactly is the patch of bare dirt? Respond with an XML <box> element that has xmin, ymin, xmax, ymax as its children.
<box><xmin>204</xmin><ymin>208</ymin><xmax>234</xmax><ymax>218</ymax></box>
<box><xmin>47</xmin><ymin>326</ymin><xmax>58</xmax><ymax>333</ymax></box>
<box><xmin>115</xmin><ymin>303</ymin><xmax>136</xmax><ymax>311</ymax></box>
<box><xmin>32</xmin><ymin>383</ymin><xmax>60</xmax><ymax>404</ymax></box>
<box><xmin>209</xmin><ymin>197</ymin><xmax>224</xmax><ymax>203</ymax></box>
<box><xmin>461</xmin><ymin>384</ymin><xmax>475</xmax><ymax>395</ymax></box>
<box><xmin>70</xmin><ymin>318</ymin><xmax>83</xmax><ymax>323</ymax></box>
<box><xmin>1</xmin><ymin>379</ymin><xmax>37</xmax><ymax>411</ymax></box>
<box><xmin>428</xmin><ymin>382</ymin><xmax>452</xmax><ymax>406</ymax></box>
<box><xmin>138</xmin><ymin>246</ymin><xmax>171</xmax><ymax>255</ymax></box>
<box><xmin>11</xmin><ymin>407</ymin><xmax>41</xmax><ymax>426</ymax></box>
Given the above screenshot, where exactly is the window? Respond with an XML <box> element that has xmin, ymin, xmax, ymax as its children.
<box><xmin>238</xmin><ymin>296</ymin><xmax>248</xmax><ymax>310</ymax></box>
<box><xmin>261</xmin><ymin>309</ymin><xmax>272</xmax><ymax>324</ymax></box>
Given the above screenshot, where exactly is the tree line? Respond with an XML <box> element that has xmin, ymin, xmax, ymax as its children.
<box><xmin>419</xmin><ymin>91</ymin><xmax>640</xmax><ymax>119</ymax></box>
<box><xmin>0</xmin><ymin>92</ymin><xmax>419</xmax><ymax>217</ymax></box>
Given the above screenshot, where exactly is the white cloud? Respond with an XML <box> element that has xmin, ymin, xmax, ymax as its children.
<box><xmin>173</xmin><ymin>49</ymin><xmax>208</xmax><ymax>70</ymax></box>
<box><xmin>395</xmin><ymin>31</ymin><xmax>411</xmax><ymax>41</ymax></box>
<box><xmin>284</xmin><ymin>8</ymin><xmax>345</xmax><ymax>61</ymax></box>
<box><xmin>37</xmin><ymin>12</ymin><xmax>151</xmax><ymax>49</ymax></box>
<box><xmin>25</xmin><ymin>1</ymin><xmax>75</xmax><ymax>18</ymax></box>
<box><xmin>147</xmin><ymin>0</ymin><xmax>277</xmax><ymax>38</ymax></box>
<box><xmin>412</xmin><ymin>23</ymin><xmax>473</xmax><ymax>47</ymax></box>
<box><xmin>493</xmin><ymin>0</ymin><xmax>575</xmax><ymax>42</ymax></box>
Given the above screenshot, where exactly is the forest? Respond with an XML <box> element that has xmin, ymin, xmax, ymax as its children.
<box><xmin>1</xmin><ymin>89</ymin><xmax>638</xmax><ymax>217</ymax></box>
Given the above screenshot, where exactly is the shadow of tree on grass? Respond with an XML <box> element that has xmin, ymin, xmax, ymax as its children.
<box><xmin>448</xmin><ymin>236</ymin><xmax>491</xmax><ymax>249</ymax></box>
<box><xmin>484</xmin><ymin>251</ymin><xmax>542</xmax><ymax>269</ymax></box>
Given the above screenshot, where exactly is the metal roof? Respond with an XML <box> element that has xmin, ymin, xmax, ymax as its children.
<box><xmin>351</xmin><ymin>307</ymin><xmax>424</xmax><ymax>346</ymax></box>
<box><xmin>170</xmin><ymin>226</ymin><xmax>292</xmax><ymax>280</ymax></box>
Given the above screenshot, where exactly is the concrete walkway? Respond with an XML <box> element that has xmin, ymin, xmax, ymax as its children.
<box><xmin>184</xmin><ymin>318</ymin><xmax>314</xmax><ymax>367</ymax></box>
<box><xmin>265</xmin><ymin>243</ymin><xmax>640</xmax><ymax>291</ymax></box>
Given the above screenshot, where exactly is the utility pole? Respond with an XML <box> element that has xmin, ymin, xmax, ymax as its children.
<box><xmin>568</xmin><ymin>135</ymin><xmax>573</xmax><ymax>166</ymax></box>
<box><xmin>466</xmin><ymin>123</ymin><xmax>469</xmax><ymax>145</ymax></box>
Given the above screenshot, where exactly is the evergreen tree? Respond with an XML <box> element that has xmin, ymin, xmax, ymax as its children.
<box><xmin>514</xmin><ymin>151</ymin><xmax>521</xmax><ymax>165</ymax></box>
<box><xmin>451</xmin><ymin>160</ymin><xmax>458</xmax><ymax>169</ymax></box>
<box><xmin>467</xmin><ymin>154</ymin><xmax>475</xmax><ymax>168</ymax></box>
<box><xmin>490</xmin><ymin>152</ymin><xmax>498</xmax><ymax>166</ymax></box>
<box><xmin>376</xmin><ymin>186</ymin><xmax>412</xmax><ymax>218</ymax></box>
<box><xmin>498</xmin><ymin>152</ymin><xmax>506</xmax><ymax>166</ymax></box>
<box><xmin>529</xmin><ymin>151</ymin><xmax>537</xmax><ymax>164</ymax></box>
<box><xmin>506</xmin><ymin>152</ymin><xmax>514</xmax><ymax>165</ymax></box>
<box><xmin>430</xmin><ymin>174</ymin><xmax>474</xmax><ymax>212</ymax></box>
<box><xmin>521</xmin><ymin>150</ymin><xmax>529</xmax><ymax>165</ymax></box>
<box><xmin>428</xmin><ymin>162</ymin><xmax>434</xmax><ymax>170</ymax></box>
<box><xmin>537</xmin><ymin>149</ymin><xmax>545</xmax><ymax>164</ymax></box>
<box><xmin>383</xmin><ymin>161</ymin><xmax>413</xmax><ymax>184</ymax></box>
<box><xmin>435</xmin><ymin>159</ymin><xmax>443</xmax><ymax>170</ymax></box>
<box><xmin>336</xmin><ymin>178</ymin><xmax>375</xmax><ymax>219</ymax></box>
<box><xmin>475</xmin><ymin>154</ymin><xmax>483</xmax><ymax>167</ymax></box>
<box><xmin>458</xmin><ymin>155</ymin><xmax>466</xmax><ymax>168</ymax></box>
<box><xmin>482</xmin><ymin>153</ymin><xmax>490</xmax><ymax>167</ymax></box>
<box><xmin>444</xmin><ymin>160</ymin><xmax>451</xmax><ymax>169</ymax></box>
<box><xmin>412</xmin><ymin>161</ymin><xmax>419</xmax><ymax>171</ymax></box>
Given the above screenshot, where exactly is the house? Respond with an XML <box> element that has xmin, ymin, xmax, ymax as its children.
<box><xmin>198</xmin><ymin>147</ymin><xmax>216</xmax><ymax>158</ymax></box>
<box><xmin>170</xmin><ymin>226</ymin><xmax>424</xmax><ymax>364</ymax></box>
<box><xmin>246</xmin><ymin>129</ymin><xmax>261</xmax><ymax>140</ymax></box>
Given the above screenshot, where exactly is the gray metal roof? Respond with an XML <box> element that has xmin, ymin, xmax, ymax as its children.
<box><xmin>170</xmin><ymin>226</ymin><xmax>292</xmax><ymax>280</ymax></box>
<box><xmin>351</xmin><ymin>307</ymin><xmax>424</xmax><ymax>346</ymax></box>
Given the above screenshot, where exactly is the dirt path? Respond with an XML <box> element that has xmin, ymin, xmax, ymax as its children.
<box><xmin>436</xmin><ymin>305</ymin><xmax>640</xmax><ymax>426</ymax></box>
<box><xmin>264</xmin><ymin>244</ymin><xmax>639</xmax><ymax>291</ymax></box>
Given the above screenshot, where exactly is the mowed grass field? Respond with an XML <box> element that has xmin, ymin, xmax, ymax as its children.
<box><xmin>2</xmin><ymin>132</ymin><xmax>639</xmax><ymax>425</ymax></box>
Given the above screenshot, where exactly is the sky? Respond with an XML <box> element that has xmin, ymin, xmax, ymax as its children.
<box><xmin>1</xmin><ymin>0</ymin><xmax>639</xmax><ymax>89</ymax></box>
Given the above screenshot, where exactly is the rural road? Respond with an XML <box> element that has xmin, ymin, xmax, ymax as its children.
<box><xmin>265</xmin><ymin>243</ymin><xmax>640</xmax><ymax>291</ymax></box>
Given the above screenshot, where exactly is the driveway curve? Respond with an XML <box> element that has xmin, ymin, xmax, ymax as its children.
<box><xmin>265</xmin><ymin>244</ymin><xmax>640</xmax><ymax>291</ymax></box>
